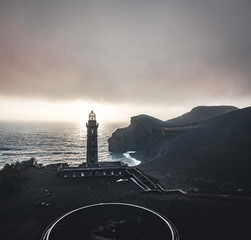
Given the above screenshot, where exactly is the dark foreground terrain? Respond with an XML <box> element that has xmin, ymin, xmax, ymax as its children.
<box><xmin>0</xmin><ymin>166</ymin><xmax>251</xmax><ymax>240</ymax></box>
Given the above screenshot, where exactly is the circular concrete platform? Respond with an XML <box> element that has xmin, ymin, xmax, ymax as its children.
<box><xmin>42</xmin><ymin>203</ymin><xmax>179</xmax><ymax>240</ymax></box>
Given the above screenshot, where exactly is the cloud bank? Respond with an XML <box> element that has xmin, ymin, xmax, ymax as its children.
<box><xmin>0</xmin><ymin>0</ymin><xmax>251</xmax><ymax>106</ymax></box>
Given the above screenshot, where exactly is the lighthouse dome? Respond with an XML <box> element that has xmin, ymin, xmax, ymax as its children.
<box><xmin>89</xmin><ymin>111</ymin><xmax>96</xmax><ymax>121</ymax></box>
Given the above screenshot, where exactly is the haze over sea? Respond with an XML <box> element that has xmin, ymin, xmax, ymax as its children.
<box><xmin>0</xmin><ymin>122</ymin><xmax>141</xmax><ymax>169</ymax></box>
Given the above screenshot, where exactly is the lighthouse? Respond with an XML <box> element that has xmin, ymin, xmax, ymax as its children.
<box><xmin>86</xmin><ymin>110</ymin><xmax>99</xmax><ymax>166</ymax></box>
<box><xmin>57</xmin><ymin>110</ymin><xmax>127</xmax><ymax>177</ymax></box>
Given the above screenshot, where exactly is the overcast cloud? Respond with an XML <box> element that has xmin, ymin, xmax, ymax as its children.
<box><xmin>0</xmin><ymin>0</ymin><xmax>251</xmax><ymax>106</ymax></box>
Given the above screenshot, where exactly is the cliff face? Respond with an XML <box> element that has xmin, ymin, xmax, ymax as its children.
<box><xmin>140</xmin><ymin>107</ymin><xmax>251</xmax><ymax>193</ymax></box>
<box><xmin>108</xmin><ymin>106</ymin><xmax>238</xmax><ymax>159</ymax></box>
<box><xmin>108</xmin><ymin>114</ymin><xmax>182</xmax><ymax>160</ymax></box>
<box><xmin>108</xmin><ymin>105</ymin><xmax>251</xmax><ymax>193</ymax></box>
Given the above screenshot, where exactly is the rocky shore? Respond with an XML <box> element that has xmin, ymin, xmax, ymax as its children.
<box><xmin>1</xmin><ymin>165</ymin><xmax>251</xmax><ymax>240</ymax></box>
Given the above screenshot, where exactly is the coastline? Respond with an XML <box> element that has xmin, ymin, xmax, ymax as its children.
<box><xmin>0</xmin><ymin>121</ymin><xmax>131</xmax><ymax>169</ymax></box>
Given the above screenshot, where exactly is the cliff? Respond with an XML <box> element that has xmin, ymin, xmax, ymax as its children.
<box><xmin>108</xmin><ymin>105</ymin><xmax>251</xmax><ymax>193</ymax></box>
<box><xmin>108</xmin><ymin>106</ymin><xmax>238</xmax><ymax>160</ymax></box>
<box><xmin>141</xmin><ymin>107</ymin><xmax>251</xmax><ymax>193</ymax></box>
<box><xmin>108</xmin><ymin>114</ymin><xmax>182</xmax><ymax>160</ymax></box>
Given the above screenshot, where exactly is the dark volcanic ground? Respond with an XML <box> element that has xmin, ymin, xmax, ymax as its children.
<box><xmin>0</xmin><ymin>166</ymin><xmax>251</xmax><ymax>240</ymax></box>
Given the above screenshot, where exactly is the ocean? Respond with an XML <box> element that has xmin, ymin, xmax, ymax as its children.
<box><xmin>0</xmin><ymin>121</ymin><xmax>141</xmax><ymax>169</ymax></box>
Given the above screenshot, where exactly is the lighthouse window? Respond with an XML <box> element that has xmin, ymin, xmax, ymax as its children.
<box><xmin>91</xmin><ymin>130</ymin><xmax>94</xmax><ymax>134</ymax></box>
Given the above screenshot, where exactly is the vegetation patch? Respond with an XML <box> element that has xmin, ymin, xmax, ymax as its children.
<box><xmin>0</xmin><ymin>157</ymin><xmax>38</xmax><ymax>197</ymax></box>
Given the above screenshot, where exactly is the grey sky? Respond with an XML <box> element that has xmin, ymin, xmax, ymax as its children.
<box><xmin>0</xmin><ymin>0</ymin><xmax>251</xmax><ymax>106</ymax></box>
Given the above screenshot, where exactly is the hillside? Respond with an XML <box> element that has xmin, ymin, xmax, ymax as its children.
<box><xmin>108</xmin><ymin>105</ymin><xmax>251</xmax><ymax>194</ymax></box>
<box><xmin>140</xmin><ymin>107</ymin><xmax>251</xmax><ymax>193</ymax></box>
<box><xmin>108</xmin><ymin>105</ymin><xmax>238</xmax><ymax>159</ymax></box>
<box><xmin>166</xmin><ymin>105</ymin><xmax>238</xmax><ymax>126</ymax></box>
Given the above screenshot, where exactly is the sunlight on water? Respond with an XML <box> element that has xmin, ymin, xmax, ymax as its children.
<box><xmin>0</xmin><ymin>122</ymin><xmax>141</xmax><ymax>168</ymax></box>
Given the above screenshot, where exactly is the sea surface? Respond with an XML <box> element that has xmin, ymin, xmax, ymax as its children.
<box><xmin>0</xmin><ymin>121</ymin><xmax>141</xmax><ymax>169</ymax></box>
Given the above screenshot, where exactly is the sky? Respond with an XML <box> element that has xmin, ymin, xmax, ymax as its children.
<box><xmin>0</xmin><ymin>0</ymin><xmax>250</xmax><ymax>123</ymax></box>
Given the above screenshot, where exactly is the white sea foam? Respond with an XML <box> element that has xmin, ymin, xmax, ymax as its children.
<box><xmin>122</xmin><ymin>151</ymin><xmax>141</xmax><ymax>166</ymax></box>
